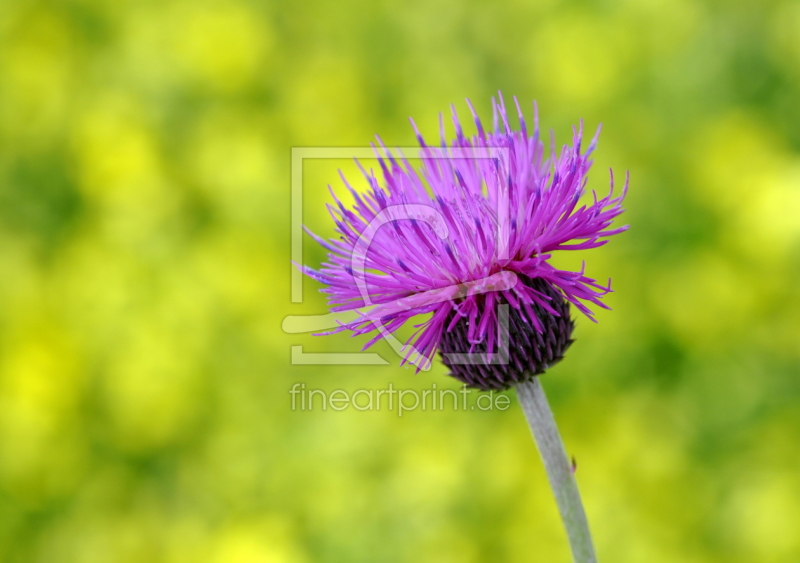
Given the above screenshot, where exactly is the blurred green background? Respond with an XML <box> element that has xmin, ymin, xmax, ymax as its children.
<box><xmin>1</xmin><ymin>0</ymin><xmax>800</xmax><ymax>561</ymax></box>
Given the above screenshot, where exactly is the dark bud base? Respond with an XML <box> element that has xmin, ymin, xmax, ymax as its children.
<box><xmin>438</xmin><ymin>276</ymin><xmax>575</xmax><ymax>391</ymax></box>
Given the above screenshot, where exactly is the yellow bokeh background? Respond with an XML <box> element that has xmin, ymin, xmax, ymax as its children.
<box><xmin>1</xmin><ymin>0</ymin><xmax>800</xmax><ymax>561</ymax></box>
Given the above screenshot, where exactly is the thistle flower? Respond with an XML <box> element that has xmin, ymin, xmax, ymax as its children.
<box><xmin>301</xmin><ymin>94</ymin><xmax>627</xmax><ymax>390</ymax></box>
<box><xmin>299</xmin><ymin>94</ymin><xmax>629</xmax><ymax>562</ymax></box>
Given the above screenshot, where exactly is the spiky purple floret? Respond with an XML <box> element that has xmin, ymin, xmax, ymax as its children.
<box><xmin>301</xmin><ymin>94</ymin><xmax>628</xmax><ymax>371</ymax></box>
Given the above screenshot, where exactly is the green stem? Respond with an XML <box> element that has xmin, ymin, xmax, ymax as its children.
<box><xmin>516</xmin><ymin>377</ymin><xmax>597</xmax><ymax>563</ymax></box>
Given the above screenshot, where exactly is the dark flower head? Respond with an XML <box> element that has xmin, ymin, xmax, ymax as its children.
<box><xmin>301</xmin><ymin>94</ymin><xmax>628</xmax><ymax>390</ymax></box>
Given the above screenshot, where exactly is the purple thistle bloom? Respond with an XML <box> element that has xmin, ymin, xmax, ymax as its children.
<box><xmin>301</xmin><ymin>94</ymin><xmax>628</xmax><ymax>390</ymax></box>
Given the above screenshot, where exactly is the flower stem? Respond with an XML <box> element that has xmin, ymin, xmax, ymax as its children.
<box><xmin>516</xmin><ymin>377</ymin><xmax>597</xmax><ymax>563</ymax></box>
